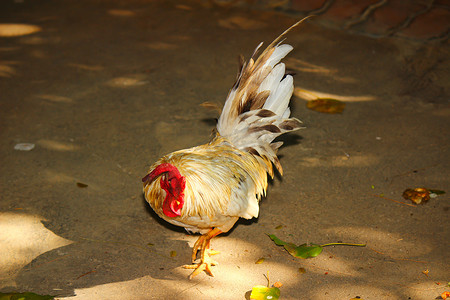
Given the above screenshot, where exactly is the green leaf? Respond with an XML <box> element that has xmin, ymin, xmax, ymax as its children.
<box><xmin>250</xmin><ymin>285</ymin><xmax>280</xmax><ymax>300</ymax></box>
<box><xmin>268</xmin><ymin>234</ymin><xmax>323</xmax><ymax>259</ymax></box>
<box><xmin>0</xmin><ymin>292</ymin><xmax>54</xmax><ymax>300</ymax></box>
<box><xmin>267</xmin><ymin>234</ymin><xmax>288</xmax><ymax>246</ymax></box>
<box><xmin>268</xmin><ymin>234</ymin><xmax>365</xmax><ymax>260</ymax></box>
<box><xmin>428</xmin><ymin>189</ymin><xmax>445</xmax><ymax>195</ymax></box>
<box><xmin>286</xmin><ymin>243</ymin><xmax>323</xmax><ymax>259</ymax></box>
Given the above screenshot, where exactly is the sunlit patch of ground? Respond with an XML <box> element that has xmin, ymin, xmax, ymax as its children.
<box><xmin>0</xmin><ymin>24</ymin><xmax>41</xmax><ymax>37</ymax></box>
<box><xmin>0</xmin><ymin>213</ymin><xmax>73</xmax><ymax>287</ymax></box>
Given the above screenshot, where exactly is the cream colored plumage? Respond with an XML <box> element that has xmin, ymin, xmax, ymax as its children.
<box><xmin>145</xmin><ymin>136</ymin><xmax>268</xmax><ymax>233</ymax></box>
<box><xmin>143</xmin><ymin>19</ymin><xmax>307</xmax><ymax>279</ymax></box>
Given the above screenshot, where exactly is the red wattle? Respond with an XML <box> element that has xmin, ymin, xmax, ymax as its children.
<box><xmin>161</xmin><ymin>175</ymin><xmax>185</xmax><ymax>217</ymax></box>
<box><xmin>143</xmin><ymin>163</ymin><xmax>185</xmax><ymax>218</ymax></box>
<box><xmin>162</xmin><ymin>195</ymin><xmax>181</xmax><ymax>217</ymax></box>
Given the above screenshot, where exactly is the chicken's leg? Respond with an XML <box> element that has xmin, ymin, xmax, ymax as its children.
<box><xmin>182</xmin><ymin>227</ymin><xmax>222</xmax><ymax>279</ymax></box>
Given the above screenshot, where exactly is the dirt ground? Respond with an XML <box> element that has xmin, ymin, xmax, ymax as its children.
<box><xmin>1</xmin><ymin>0</ymin><xmax>449</xmax><ymax>299</ymax></box>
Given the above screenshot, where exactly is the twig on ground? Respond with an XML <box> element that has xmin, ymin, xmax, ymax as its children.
<box><xmin>76</xmin><ymin>270</ymin><xmax>97</xmax><ymax>280</ymax></box>
<box><xmin>374</xmin><ymin>194</ymin><xmax>417</xmax><ymax>207</ymax></box>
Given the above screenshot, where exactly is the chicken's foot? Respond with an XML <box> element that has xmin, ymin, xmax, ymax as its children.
<box><xmin>182</xmin><ymin>227</ymin><xmax>222</xmax><ymax>279</ymax></box>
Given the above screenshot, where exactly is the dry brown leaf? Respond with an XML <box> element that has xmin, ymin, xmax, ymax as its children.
<box><xmin>273</xmin><ymin>281</ymin><xmax>283</xmax><ymax>288</ymax></box>
<box><xmin>403</xmin><ymin>188</ymin><xmax>430</xmax><ymax>204</ymax></box>
<box><xmin>255</xmin><ymin>257</ymin><xmax>265</xmax><ymax>264</ymax></box>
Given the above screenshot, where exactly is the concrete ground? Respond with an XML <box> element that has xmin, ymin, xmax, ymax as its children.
<box><xmin>0</xmin><ymin>0</ymin><xmax>449</xmax><ymax>299</ymax></box>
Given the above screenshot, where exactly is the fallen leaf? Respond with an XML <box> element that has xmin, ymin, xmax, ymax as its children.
<box><xmin>429</xmin><ymin>189</ymin><xmax>446</xmax><ymax>195</ymax></box>
<box><xmin>403</xmin><ymin>188</ymin><xmax>430</xmax><ymax>204</ymax></box>
<box><xmin>298</xmin><ymin>267</ymin><xmax>306</xmax><ymax>274</ymax></box>
<box><xmin>284</xmin><ymin>243</ymin><xmax>323</xmax><ymax>259</ymax></box>
<box><xmin>267</xmin><ymin>234</ymin><xmax>288</xmax><ymax>246</ymax></box>
<box><xmin>170</xmin><ymin>250</ymin><xmax>177</xmax><ymax>257</ymax></box>
<box><xmin>268</xmin><ymin>234</ymin><xmax>365</xmax><ymax>259</ymax></box>
<box><xmin>273</xmin><ymin>281</ymin><xmax>283</xmax><ymax>288</ymax></box>
<box><xmin>275</xmin><ymin>225</ymin><xmax>283</xmax><ymax>230</ymax></box>
<box><xmin>255</xmin><ymin>258</ymin><xmax>265</xmax><ymax>264</ymax></box>
<box><xmin>0</xmin><ymin>292</ymin><xmax>54</xmax><ymax>300</ymax></box>
<box><xmin>250</xmin><ymin>285</ymin><xmax>280</xmax><ymax>300</ymax></box>
<box><xmin>76</xmin><ymin>182</ymin><xmax>88</xmax><ymax>188</ymax></box>
<box><xmin>441</xmin><ymin>291</ymin><xmax>450</xmax><ymax>299</ymax></box>
<box><xmin>268</xmin><ymin>234</ymin><xmax>323</xmax><ymax>259</ymax></box>
<box><xmin>422</xmin><ymin>269</ymin><xmax>429</xmax><ymax>277</ymax></box>
<box><xmin>306</xmin><ymin>98</ymin><xmax>345</xmax><ymax>114</ymax></box>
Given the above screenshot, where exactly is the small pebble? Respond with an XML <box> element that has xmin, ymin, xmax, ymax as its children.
<box><xmin>14</xmin><ymin>143</ymin><xmax>35</xmax><ymax>151</ymax></box>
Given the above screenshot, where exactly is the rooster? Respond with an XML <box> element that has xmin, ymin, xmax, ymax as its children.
<box><xmin>142</xmin><ymin>19</ymin><xmax>306</xmax><ymax>279</ymax></box>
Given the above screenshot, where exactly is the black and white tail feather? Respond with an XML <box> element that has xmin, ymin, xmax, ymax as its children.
<box><xmin>217</xmin><ymin>19</ymin><xmax>308</xmax><ymax>177</ymax></box>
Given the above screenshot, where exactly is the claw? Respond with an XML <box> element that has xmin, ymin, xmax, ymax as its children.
<box><xmin>183</xmin><ymin>262</ymin><xmax>212</xmax><ymax>279</ymax></box>
<box><xmin>208</xmin><ymin>249</ymin><xmax>220</xmax><ymax>256</ymax></box>
<box><xmin>183</xmin><ymin>254</ymin><xmax>217</xmax><ymax>279</ymax></box>
<box><xmin>190</xmin><ymin>234</ymin><xmax>206</xmax><ymax>263</ymax></box>
<box><xmin>183</xmin><ymin>228</ymin><xmax>222</xmax><ymax>279</ymax></box>
<box><xmin>183</xmin><ymin>248</ymin><xmax>220</xmax><ymax>278</ymax></box>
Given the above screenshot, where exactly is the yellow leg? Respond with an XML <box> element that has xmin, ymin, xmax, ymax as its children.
<box><xmin>182</xmin><ymin>228</ymin><xmax>222</xmax><ymax>279</ymax></box>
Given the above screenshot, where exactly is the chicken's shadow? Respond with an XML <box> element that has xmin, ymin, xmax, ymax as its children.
<box><xmin>275</xmin><ymin>132</ymin><xmax>303</xmax><ymax>148</ymax></box>
<box><xmin>142</xmin><ymin>194</ymin><xmax>256</xmax><ymax>237</ymax></box>
<box><xmin>142</xmin><ymin>195</ymin><xmax>186</xmax><ymax>234</ymax></box>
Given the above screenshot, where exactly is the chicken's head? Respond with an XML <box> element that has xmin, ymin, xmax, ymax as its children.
<box><xmin>142</xmin><ymin>163</ymin><xmax>186</xmax><ymax>217</ymax></box>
